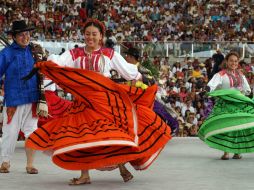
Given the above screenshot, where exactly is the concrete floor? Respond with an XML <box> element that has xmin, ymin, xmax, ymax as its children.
<box><xmin>1</xmin><ymin>137</ymin><xmax>254</xmax><ymax>190</ymax></box>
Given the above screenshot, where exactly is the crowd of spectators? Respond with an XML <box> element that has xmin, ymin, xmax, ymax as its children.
<box><xmin>0</xmin><ymin>0</ymin><xmax>254</xmax><ymax>43</ymax></box>
<box><xmin>1</xmin><ymin>0</ymin><xmax>254</xmax><ymax>137</ymax></box>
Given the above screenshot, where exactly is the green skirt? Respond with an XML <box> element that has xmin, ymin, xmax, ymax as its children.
<box><xmin>198</xmin><ymin>89</ymin><xmax>254</xmax><ymax>153</ymax></box>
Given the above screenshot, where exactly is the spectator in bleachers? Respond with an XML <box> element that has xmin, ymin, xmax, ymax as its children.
<box><xmin>210</xmin><ymin>48</ymin><xmax>225</xmax><ymax>79</ymax></box>
<box><xmin>178</xmin><ymin>86</ymin><xmax>188</xmax><ymax>102</ymax></box>
<box><xmin>172</xmin><ymin>61</ymin><xmax>182</xmax><ymax>74</ymax></box>
<box><xmin>250</xmin><ymin>57</ymin><xmax>254</xmax><ymax>72</ymax></box>
<box><xmin>0</xmin><ymin>0</ymin><xmax>252</xmax><ymax>44</ymax></box>
<box><xmin>177</xmin><ymin>117</ymin><xmax>185</xmax><ymax>137</ymax></box>
<box><xmin>181</xmin><ymin>99</ymin><xmax>195</xmax><ymax>118</ymax></box>
<box><xmin>86</xmin><ymin>0</ymin><xmax>94</xmax><ymax>18</ymax></box>
<box><xmin>199</xmin><ymin>63</ymin><xmax>207</xmax><ymax>76</ymax></box>
<box><xmin>183</xmin><ymin>58</ymin><xmax>193</xmax><ymax>70</ymax></box>
<box><xmin>191</xmin><ymin>65</ymin><xmax>202</xmax><ymax>79</ymax></box>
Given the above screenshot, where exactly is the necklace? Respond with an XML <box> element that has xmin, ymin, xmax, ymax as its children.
<box><xmin>87</xmin><ymin>52</ymin><xmax>94</xmax><ymax>70</ymax></box>
<box><xmin>84</xmin><ymin>47</ymin><xmax>95</xmax><ymax>71</ymax></box>
<box><xmin>225</xmin><ymin>69</ymin><xmax>242</xmax><ymax>88</ymax></box>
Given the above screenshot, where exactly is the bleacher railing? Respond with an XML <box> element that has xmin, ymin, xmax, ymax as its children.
<box><xmin>1</xmin><ymin>38</ymin><xmax>254</xmax><ymax>59</ymax></box>
<box><xmin>118</xmin><ymin>41</ymin><xmax>254</xmax><ymax>59</ymax></box>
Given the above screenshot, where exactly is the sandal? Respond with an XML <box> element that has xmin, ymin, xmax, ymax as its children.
<box><xmin>69</xmin><ymin>177</ymin><xmax>91</xmax><ymax>185</ymax></box>
<box><xmin>232</xmin><ymin>154</ymin><xmax>242</xmax><ymax>159</ymax></box>
<box><xmin>221</xmin><ymin>154</ymin><xmax>229</xmax><ymax>160</ymax></box>
<box><xmin>0</xmin><ymin>162</ymin><xmax>10</xmax><ymax>173</ymax></box>
<box><xmin>26</xmin><ymin>167</ymin><xmax>38</xmax><ymax>174</ymax></box>
<box><xmin>121</xmin><ymin>171</ymin><xmax>134</xmax><ymax>182</ymax></box>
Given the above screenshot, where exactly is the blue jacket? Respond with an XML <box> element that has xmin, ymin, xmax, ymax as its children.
<box><xmin>0</xmin><ymin>42</ymin><xmax>39</xmax><ymax>106</ymax></box>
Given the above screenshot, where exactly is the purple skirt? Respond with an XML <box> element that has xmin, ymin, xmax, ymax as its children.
<box><xmin>203</xmin><ymin>98</ymin><xmax>214</xmax><ymax>118</ymax></box>
<box><xmin>153</xmin><ymin>100</ymin><xmax>179</xmax><ymax>134</ymax></box>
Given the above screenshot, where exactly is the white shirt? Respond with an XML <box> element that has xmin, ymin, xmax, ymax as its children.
<box><xmin>47</xmin><ymin>47</ymin><xmax>141</xmax><ymax>81</ymax></box>
<box><xmin>208</xmin><ymin>70</ymin><xmax>251</xmax><ymax>95</ymax></box>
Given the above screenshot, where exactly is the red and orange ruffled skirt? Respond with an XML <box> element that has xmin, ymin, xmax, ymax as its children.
<box><xmin>26</xmin><ymin>61</ymin><xmax>171</xmax><ymax>170</ymax></box>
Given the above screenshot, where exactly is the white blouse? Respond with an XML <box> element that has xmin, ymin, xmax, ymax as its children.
<box><xmin>47</xmin><ymin>47</ymin><xmax>141</xmax><ymax>80</ymax></box>
<box><xmin>46</xmin><ymin>47</ymin><xmax>142</xmax><ymax>90</ymax></box>
<box><xmin>208</xmin><ymin>70</ymin><xmax>251</xmax><ymax>95</ymax></box>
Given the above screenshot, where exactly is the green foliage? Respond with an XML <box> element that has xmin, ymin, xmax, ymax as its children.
<box><xmin>141</xmin><ymin>58</ymin><xmax>159</xmax><ymax>78</ymax></box>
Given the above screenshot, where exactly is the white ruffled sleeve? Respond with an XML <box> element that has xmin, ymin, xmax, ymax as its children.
<box><xmin>101</xmin><ymin>55</ymin><xmax>113</xmax><ymax>78</ymax></box>
<box><xmin>46</xmin><ymin>51</ymin><xmax>76</xmax><ymax>91</ymax></box>
<box><xmin>207</xmin><ymin>73</ymin><xmax>222</xmax><ymax>92</ymax></box>
<box><xmin>110</xmin><ymin>51</ymin><xmax>142</xmax><ymax>80</ymax></box>
<box><xmin>47</xmin><ymin>51</ymin><xmax>75</xmax><ymax>67</ymax></box>
<box><xmin>242</xmin><ymin>75</ymin><xmax>251</xmax><ymax>95</ymax></box>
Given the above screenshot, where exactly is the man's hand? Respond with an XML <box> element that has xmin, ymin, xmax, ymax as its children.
<box><xmin>6</xmin><ymin>107</ymin><xmax>17</xmax><ymax>124</ymax></box>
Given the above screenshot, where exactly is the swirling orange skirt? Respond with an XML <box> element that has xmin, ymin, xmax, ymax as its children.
<box><xmin>26</xmin><ymin>61</ymin><xmax>171</xmax><ymax>170</ymax></box>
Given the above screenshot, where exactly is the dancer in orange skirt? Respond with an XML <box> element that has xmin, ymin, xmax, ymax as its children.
<box><xmin>25</xmin><ymin>19</ymin><xmax>172</xmax><ymax>185</ymax></box>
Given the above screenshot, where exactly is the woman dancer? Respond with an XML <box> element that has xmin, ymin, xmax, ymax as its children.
<box><xmin>198</xmin><ymin>51</ymin><xmax>254</xmax><ymax>160</ymax></box>
<box><xmin>26</xmin><ymin>19</ymin><xmax>171</xmax><ymax>185</ymax></box>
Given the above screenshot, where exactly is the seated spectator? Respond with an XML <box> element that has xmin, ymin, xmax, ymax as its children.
<box><xmin>181</xmin><ymin>99</ymin><xmax>196</xmax><ymax>117</ymax></box>
<box><xmin>191</xmin><ymin>65</ymin><xmax>202</xmax><ymax>78</ymax></box>
<box><xmin>178</xmin><ymin>86</ymin><xmax>188</xmax><ymax>102</ymax></box>
<box><xmin>186</xmin><ymin>112</ymin><xmax>198</xmax><ymax>126</ymax></box>
<box><xmin>172</xmin><ymin>61</ymin><xmax>182</xmax><ymax>74</ymax></box>
<box><xmin>177</xmin><ymin>117</ymin><xmax>185</xmax><ymax>137</ymax></box>
<box><xmin>199</xmin><ymin>63</ymin><xmax>207</xmax><ymax>76</ymax></box>
<box><xmin>189</xmin><ymin>124</ymin><xmax>199</xmax><ymax>137</ymax></box>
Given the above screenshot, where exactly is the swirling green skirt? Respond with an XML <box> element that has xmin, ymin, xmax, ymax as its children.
<box><xmin>198</xmin><ymin>89</ymin><xmax>254</xmax><ymax>153</ymax></box>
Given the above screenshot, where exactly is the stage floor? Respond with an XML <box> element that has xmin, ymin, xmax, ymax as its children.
<box><xmin>1</xmin><ymin>137</ymin><xmax>254</xmax><ymax>190</ymax></box>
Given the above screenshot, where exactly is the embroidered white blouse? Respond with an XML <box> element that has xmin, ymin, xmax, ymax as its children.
<box><xmin>47</xmin><ymin>47</ymin><xmax>141</xmax><ymax>80</ymax></box>
<box><xmin>208</xmin><ymin>70</ymin><xmax>251</xmax><ymax>95</ymax></box>
<box><xmin>45</xmin><ymin>47</ymin><xmax>142</xmax><ymax>91</ymax></box>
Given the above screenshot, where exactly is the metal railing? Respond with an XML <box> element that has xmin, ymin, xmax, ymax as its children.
<box><xmin>1</xmin><ymin>36</ymin><xmax>254</xmax><ymax>59</ymax></box>
<box><xmin>118</xmin><ymin>41</ymin><xmax>254</xmax><ymax>59</ymax></box>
